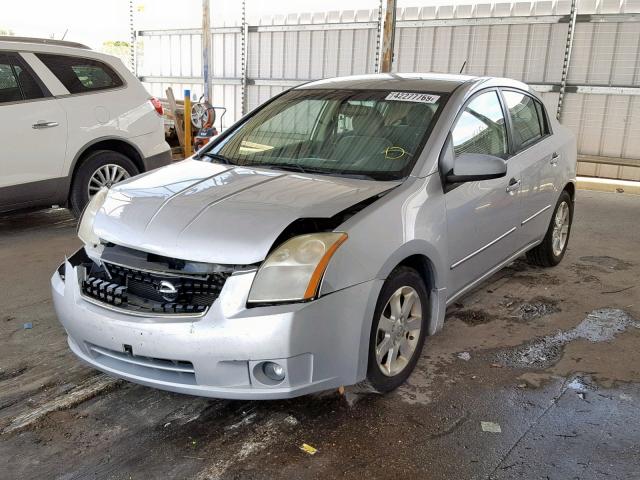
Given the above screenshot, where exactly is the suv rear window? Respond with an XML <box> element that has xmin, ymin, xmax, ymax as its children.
<box><xmin>36</xmin><ymin>53</ymin><xmax>123</xmax><ymax>94</ymax></box>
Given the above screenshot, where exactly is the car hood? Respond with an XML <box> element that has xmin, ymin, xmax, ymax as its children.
<box><xmin>93</xmin><ymin>159</ymin><xmax>398</xmax><ymax>264</ymax></box>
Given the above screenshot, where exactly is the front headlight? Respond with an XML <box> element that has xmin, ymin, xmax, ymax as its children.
<box><xmin>247</xmin><ymin>232</ymin><xmax>348</xmax><ymax>304</ymax></box>
<box><xmin>77</xmin><ymin>188</ymin><xmax>109</xmax><ymax>247</ymax></box>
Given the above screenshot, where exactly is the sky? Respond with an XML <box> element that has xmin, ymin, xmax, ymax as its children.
<box><xmin>1</xmin><ymin>0</ymin><xmax>494</xmax><ymax>50</ymax></box>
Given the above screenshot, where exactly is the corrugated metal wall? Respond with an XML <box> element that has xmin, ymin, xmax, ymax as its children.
<box><xmin>137</xmin><ymin>0</ymin><xmax>640</xmax><ymax>181</ymax></box>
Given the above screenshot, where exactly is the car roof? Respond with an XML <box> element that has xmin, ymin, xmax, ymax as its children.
<box><xmin>296</xmin><ymin>73</ymin><xmax>533</xmax><ymax>95</ymax></box>
<box><xmin>296</xmin><ymin>73</ymin><xmax>480</xmax><ymax>93</ymax></box>
<box><xmin>0</xmin><ymin>36</ymin><xmax>123</xmax><ymax>65</ymax></box>
<box><xmin>0</xmin><ymin>36</ymin><xmax>90</xmax><ymax>50</ymax></box>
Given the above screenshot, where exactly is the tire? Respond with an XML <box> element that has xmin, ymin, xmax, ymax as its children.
<box><xmin>364</xmin><ymin>266</ymin><xmax>429</xmax><ymax>393</ymax></box>
<box><xmin>526</xmin><ymin>190</ymin><xmax>573</xmax><ymax>267</ymax></box>
<box><xmin>70</xmin><ymin>150</ymin><xmax>139</xmax><ymax>217</ymax></box>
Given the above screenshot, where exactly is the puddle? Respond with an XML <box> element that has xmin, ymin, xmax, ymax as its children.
<box><xmin>569</xmin><ymin>308</ymin><xmax>639</xmax><ymax>342</ymax></box>
<box><xmin>451</xmin><ymin>309</ymin><xmax>492</xmax><ymax>326</ymax></box>
<box><xmin>579</xmin><ymin>256</ymin><xmax>631</xmax><ymax>271</ymax></box>
<box><xmin>567</xmin><ymin>376</ymin><xmax>596</xmax><ymax>392</ymax></box>
<box><xmin>512</xmin><ymin>297</ymin><xmax>560</xmax><ymax>321</ymax></box>
<box><xmin>0</xmin><ymin>208</ymin><xmax>76</xmax><ymax>234</ymax></box>
<box><xmin>495</xmin><ymin>308</ymin><xmax>639</xmax><ymax>369</ymax></box>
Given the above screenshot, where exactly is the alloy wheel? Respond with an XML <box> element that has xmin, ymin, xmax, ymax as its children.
<box><xmin>552</xmin><ymin>200</ymin><xmax>570</xmax><ymax>257</ymax></box>
<box><xmin>88</xmin><ymin>164</ymin><xmax>130</xmax><ymax>198</ymax></box>
<box><xmin>375</xmin><ymin>286</ymin><xmax>422</xmax><ymax>377</ymax></box>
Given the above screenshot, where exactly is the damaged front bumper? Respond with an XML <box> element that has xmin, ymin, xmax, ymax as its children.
<box><xmin>51</xmin><ymin>250</ymin><xmax>382</xmax><ymax>400</ymax></box>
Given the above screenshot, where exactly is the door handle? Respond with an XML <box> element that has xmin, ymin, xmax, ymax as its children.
<box><xmin>550</xmin><ymin>152</ymin><xmax>559</xmax><ymax>166</ymax></box>
<box><xmin>506</xmin><ymin>178</ymin><xmax>521</xmax><ymax>193</ymax></box>
<box><xmin>32</xmin><ymin>121</ymin><xmax>59</xmax><ymax>129</ymax></box>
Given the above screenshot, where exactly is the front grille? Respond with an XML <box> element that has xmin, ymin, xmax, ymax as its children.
<box><xmin>81</xmin><ymin>262</ymin><xmax>231</xmax><ymax>315</ymax></box>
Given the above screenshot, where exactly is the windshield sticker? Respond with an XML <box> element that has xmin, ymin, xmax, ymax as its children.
<box><xmin>385</xmin><ymin>92</ymin><xmax>440</xmax><ymax>104</ymax></box>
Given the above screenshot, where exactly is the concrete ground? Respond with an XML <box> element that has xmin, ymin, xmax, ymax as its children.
<box><xmin>0</xmin><ymin>190</ymin><xmax>638</xmax><ymax>480</ymax></box>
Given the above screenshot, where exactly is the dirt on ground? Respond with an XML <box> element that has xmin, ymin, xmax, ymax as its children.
<box><xmin>0</xmin><ymin>190</ymin><xmax>639</xmax><ymax>480</ymax></box>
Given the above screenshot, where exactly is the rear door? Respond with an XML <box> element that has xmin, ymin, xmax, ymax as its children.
<box><xmin>443</xmin><ymin>89</ymin><xmax>522</xmax><ymax>297</ymax></box>
<box><xmin>0</xmin><ymin>51</ymin><xmax>67</xmax><ymax>207</ymax></box>
<box><xmin>500</xmin><ymin>89</ymin><xmax>558</xmax><ymax>247</ymax></box>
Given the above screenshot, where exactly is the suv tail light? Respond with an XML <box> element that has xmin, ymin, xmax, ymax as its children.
<box><xmin>149</xmin><ymin>97</ymin><xmax>163</xmax><ymax>116</ymax></box>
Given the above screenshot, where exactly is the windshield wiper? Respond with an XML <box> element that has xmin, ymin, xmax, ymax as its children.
<box><xmin>240</xmin><ymin>162</ymin><xmax>310</xmax><ymax>174</ymax></box>
<box><xmin>198</xmin><ymin>151</ymin><xmax>234</xmax><ymax>165</ymax></box>
<box><xmin>244</xmin><ymin>162</ymin><xmax>380</xmax><ymax>181</ymax></box>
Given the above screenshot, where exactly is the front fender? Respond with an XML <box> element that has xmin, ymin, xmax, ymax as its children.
<box><xmin>321</xmin><ymin>174</ymin><xmax>448</xmax><ymax>295</ymax></box>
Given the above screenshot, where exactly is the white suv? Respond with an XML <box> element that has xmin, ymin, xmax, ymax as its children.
<box><xmin>0</xmin><ymin>37</ymin><xmax>171</xmax><ymax>216</ymax></box>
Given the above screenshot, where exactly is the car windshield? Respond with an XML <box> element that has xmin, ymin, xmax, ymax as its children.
<box><xmin>202</xmin><ymin>89</ymin><xmax>446</xmax><ymax>180</ymax></box>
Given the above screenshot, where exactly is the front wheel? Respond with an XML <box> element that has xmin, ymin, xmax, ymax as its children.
<box><xmin>70</xmin><ymin>150</ymin><xmax>139</xmax><ymax>217</ymax></box>
<box><xmin>526</xmin><ymin>190</ymin><xmax>573</xmax><ymax>267</ymax></box>
<box><xmin>365</xmin><ymin>266</ymin><xmax>428</xmax><ymax>393</ymax></box>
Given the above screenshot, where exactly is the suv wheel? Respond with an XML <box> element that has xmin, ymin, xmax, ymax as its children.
<box><xmin>526</xmin><ymin>190</ymin><xmax>573</xmax><ymax>267</ymax></box>
<box><xmin>70</xmin><ymin>150</ymin><xmax>139</xmax><ymax>217</ymax></box>
<box><xmin>364</xmin><ymin>266</ymin><xmax>428</xmax><ymax>393</ymax></box>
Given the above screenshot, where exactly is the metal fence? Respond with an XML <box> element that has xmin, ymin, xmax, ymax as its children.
<box><xmin>137</xmin><ymin>0</ymin><xmax>640</xmax><ymax>181</ymax></box>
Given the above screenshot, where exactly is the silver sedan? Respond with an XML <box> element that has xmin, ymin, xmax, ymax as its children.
<box><xmin>52</xmin><ymin>73</ymin><xmax>576</xmax><ymax>399</ymax></box>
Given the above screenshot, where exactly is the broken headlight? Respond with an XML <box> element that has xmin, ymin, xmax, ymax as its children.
<box><xmin>77</xmin><ymin>188</ymin><xmax>108</xmax><ymax>247</ymax></box>
<box><xmin>247</xmin><ymin>232</ymin><xmax>347</xmax><ymax>304</ymax></box>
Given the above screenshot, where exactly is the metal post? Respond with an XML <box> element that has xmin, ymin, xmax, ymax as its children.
<box><xmin>202</xmin><ymin>0</ymin><xmax>212</xmax><ymax>102</ymax></box>
<box><xmin>184</xmin><ymin>89</ymin><xmax>192</xmax><ymax>157</ymax></box>
<box><xmin>556</xmin><ymin>0</ymin><xmax>578</xmax><ymax>120</ymax></box>
<box><xmin>129</xmin><ymin>0</ymin><xmax>135</xmax><ymax>73</ymax></box>
<box><xmin>374</xmin><ymin>0</ymin><xmax>384</xmax><ymax>73</ymax></box>
<box><xmin>240</xmin><ymin>0</ymin><xmax>248</xmax><ymax>116</ymax></box>
<box><xmin>379</xmin><ymin>0</ymin><xmax>397</xmax><ymax>73</ymax></box>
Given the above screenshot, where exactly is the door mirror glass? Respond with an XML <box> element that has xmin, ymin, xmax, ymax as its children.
<box><xmin>446</xmin><ymin>153</ymin><xmax>507</xmax><ymax>183</ymax></box>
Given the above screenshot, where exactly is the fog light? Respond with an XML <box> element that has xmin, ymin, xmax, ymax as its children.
<box><xmin>262</xmin><ymin>362</ymin><xmax>285</xmax><ymax>382</ymax></box>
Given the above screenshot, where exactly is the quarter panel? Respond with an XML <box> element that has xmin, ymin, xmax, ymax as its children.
<box><xmin>58</xmin><ymin>94</ymin><xmax>161</xmax><ymax>174</ymax></box>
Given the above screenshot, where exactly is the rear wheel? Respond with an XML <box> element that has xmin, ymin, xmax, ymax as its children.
<box><xmin>70</xmin><ymin>150</ymin><xmax>138</xmax><ymax>217</ymax></box>
<box><xmin>526</xmin><ymin>190</ymin><xmax>573</xmax><ymax>267</ymax></box>
<box><xmin>364</xmin><ymin>266</ymin><xmax>428</xmax><ymax>393</ymax></box>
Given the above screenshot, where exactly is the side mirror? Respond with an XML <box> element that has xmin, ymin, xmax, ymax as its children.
<box><xmin>445</xmin><ymin>153</ymin><xmax>507</xmax><ymax>183</ymax></box>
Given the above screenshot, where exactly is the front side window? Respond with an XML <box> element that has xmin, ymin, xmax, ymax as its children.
<box><xmin>36</xmin><ymin>53</ymin><xmax>123</xmax><ymax>94</ymax></box>
<box><xmin>0</xmin><ymin>53</ymin><xmax>45</xmax><ymax>103</ymax></box>
<box><xmin>503</xmin><ymin>91</ymin><xmax>544</xmax><ymax>148</ymax></box>
<box><xmin>452</xmin><ymin>91</ymin><xmax>508</xmax><ymax>159</ymax></box>
<box><xmin>206</xmin><ymin>89</ymin><xmax>445</xmax><ymax>180</ymax></box>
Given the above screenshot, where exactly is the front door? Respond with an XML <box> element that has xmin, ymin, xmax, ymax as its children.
<box><xmin>443</xmin><ymin>90</ymin><xmax>521</xmax><ymax>297</ymax></box>
<box><xmin>0</xmin><ymin>52</ymin><xmax>67</xmax><ymax>208</ymax></box>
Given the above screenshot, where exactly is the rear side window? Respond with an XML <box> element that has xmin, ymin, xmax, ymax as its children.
<box><xmin>452</xmin><ymin>91</ymin><xmax>508</xmax><ymax>159</ymax></box>
<box><xmin>503</xmin><ymin>91</ymin><xmax>546</xmax><ymax>149</ymax></box>
<box><xmin>0</xmin><ymin>53</ymin><xmax>45</xmax><ymax>104</ymax></box>
<box><xmin>36</xmin><ymin>53</ymin><xmax>123</xmax><ymax>94</ymax></box>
